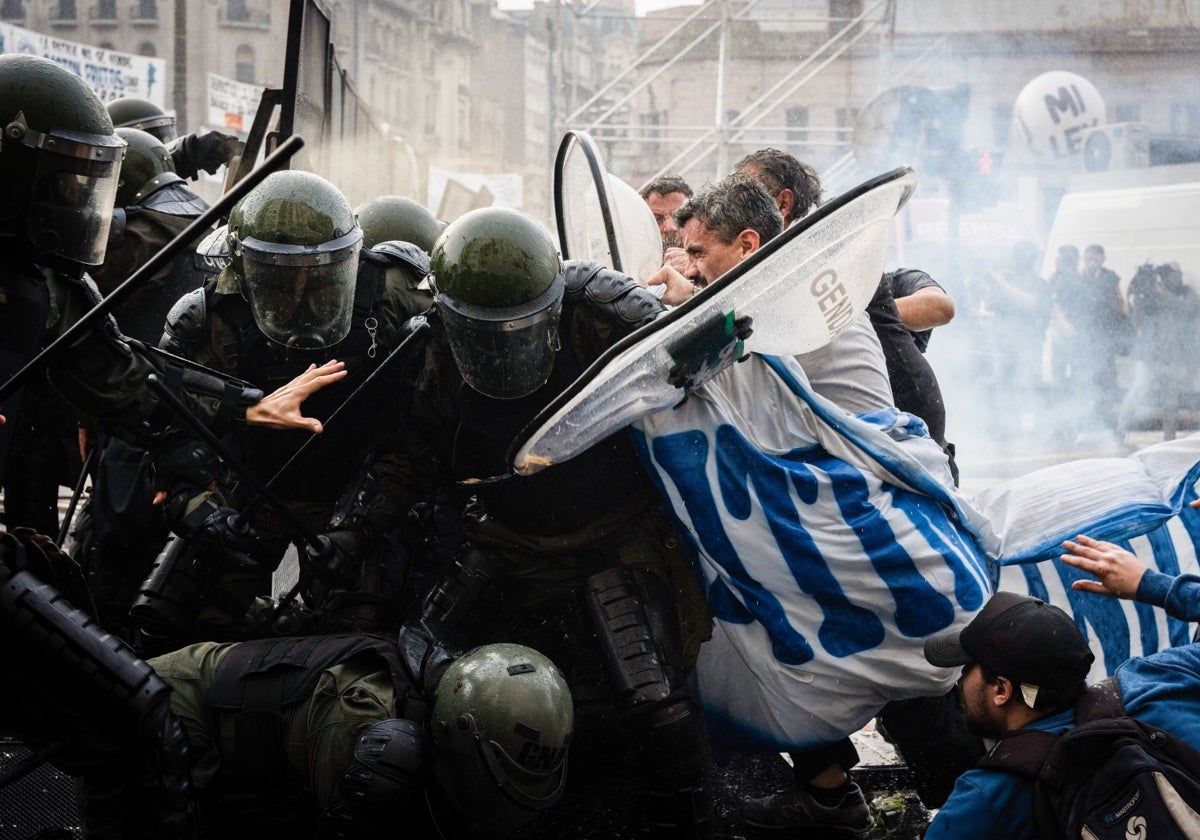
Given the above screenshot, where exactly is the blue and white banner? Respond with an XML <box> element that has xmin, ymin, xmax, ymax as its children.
<box><xmin>634</xmin><ymin>353</ymin><xmax>1200</xmax><ymax>758</ymax></box>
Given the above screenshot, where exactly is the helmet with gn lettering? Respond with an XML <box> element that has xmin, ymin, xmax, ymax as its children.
<box><xmin>430</xmin><ymin>207</ymin><xmax>564</xmax><ymax>399</ymax></box>
<box><xmin>427</xmin><ymin>643</ymin><xmax>572</xmax><ymax>838</ymax></box>
<box><xmin>115</xmin><ymin>127</ymin><xmax>183</xmax><ymax>207</ymax></box>
<box><xmin>355</xmin><ymin>194</ymin><xmax>447</xmax><ymax>253</ymax></box>
<box><xmin>226</xmin><ymin>170</ymin><xmax>363</xmax><ymax>349</ymax></box>
<box><xmin>107</xmin><ymin>96</ymin><xmax>177</xmax><ymax>143</ymax></box>
<box><xmin>0</xmin><ymin>54</ymin><xmax>127</xmax><ymax>266</ymax></box>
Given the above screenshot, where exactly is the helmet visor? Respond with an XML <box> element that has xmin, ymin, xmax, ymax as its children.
<box><xmin>437</xmin><ymin>274</ymin><xmax>565</xmax><ymax>400</ymax></box>
<box><xmin>239</xmin><ymin>228</ymin><xmax>362</xmax><ymax>349</ymax></box>
<box><xmin>122</xmin><ymin>113</ymin><xmax>176</xmax><ymax>143</ymax></box>
<box><xmin>429</xmin><ymin>717</ymin><xmax>567</xmax><ymax>838</ymax></box>
<box><xmin>22</xmin><ymin>126</ymin><xmax>125</xmax><ymax>265</ymax></box>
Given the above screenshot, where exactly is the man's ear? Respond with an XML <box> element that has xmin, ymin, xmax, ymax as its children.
<box><xmin>992</xmin><ymin>675</ymin><xmax>1015</xmax><ymax>708</ymax></box>
<box><xmin>777</xmin><ymin>188</ymin><xmax>795</xmax><ymax>222</ymax></box>
<box><xmin>736</xmin><ymin>229</ymin><xmax>761</xmax><ymax>258</ymax></box>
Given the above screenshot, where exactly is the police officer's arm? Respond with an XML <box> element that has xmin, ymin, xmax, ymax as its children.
<box><xmin>562</xmin><ymin>260</ymin><xmax>665</xmax><ymax>360</ymax></box>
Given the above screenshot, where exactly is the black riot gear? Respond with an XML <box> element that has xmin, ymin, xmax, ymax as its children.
<box><xmin>107</xmin><ymin>96</ymin><xmax>177</xmax><ymax>143</ymax></box>
<box><xmin>356</xmin><ymin>194</ymin><xmax>447</xmax><ymax>253</ymax></box>
<box><xmin>115</xmin><ymin>127</ymin><xmax>183</xmax><ymax>208</ymax></box>
<box><xmin>430</xmin><ymin>207</ymin><xmax>565</xmax><ymax>399</ymax></box>
<box><xmin>0</xmin><ymin>54</ymin><xmax>126</xmax><ymax>266</ymax></box>
<box><xmin>226</xmin><ymin>170</ymin><xmax>363</xmax><ymax>349</ymax></box>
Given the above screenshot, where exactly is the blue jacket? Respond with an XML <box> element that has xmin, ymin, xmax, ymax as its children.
<box><xmin>1138</xmin><ymin>570</ymin><xmax>1200</xmax><ymax>621</ymax></box>
<box><xmin>925</xmin><ymin>642</ymin><xmax>1200</xmax><ymax>840</ymax></box>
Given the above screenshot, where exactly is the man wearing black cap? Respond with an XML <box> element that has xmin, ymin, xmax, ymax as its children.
<box><xmin>922</xmin><ymin>591</ymin><xmax>1200</xmax><ymax>840</ymax></box>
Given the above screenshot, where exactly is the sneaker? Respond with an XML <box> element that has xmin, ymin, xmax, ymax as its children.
<box><xmin>742</xmin><ymin>782</ymin><xmax>875</xmax><ymax>834</ymax></box>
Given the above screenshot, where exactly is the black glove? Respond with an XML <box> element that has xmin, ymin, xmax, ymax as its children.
<box><xmin>302</xmin><ymin>530</ymin><xmax>364</xmax><ymax>590</ymax></box>
<box><xmin>179</xmin><ymin>497</ymin><xmax>264</xmax><ymax>572</ymax></box>
<box><xmin>168</xmin><ymin>130</ymin><xmax>244</xmax><ymax>179</ymax></box>
<box><xmin>150</xmin><ymin>435</ymin><xmax>223</xmax><ymax>528</ymax></box>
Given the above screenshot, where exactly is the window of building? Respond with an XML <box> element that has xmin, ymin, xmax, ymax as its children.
<box><xmin>55</xmin><ymin>0</ymin><xmax>76</xmax><ymax>20</ymax></box>
<box><xmin>1169</xmin><ymin>103</ymin><xmax>1199</xmax><ymax>135</ymax></box>
<box><xmin>138</xmin><ymin>41</ymin><xmax>156</xmax><ymax>57</ymax></box>
<box><xmin>227</xmin><ymin>0</ymin><xmax>248</xmax><ymax>23</ymax></box>
<box><xmin>0</xmin><ymin>0</ymin><xmax>24</xmax><ymax>20</ymax></box>
<box><xmin>235</xmin><ymin>44</ymin><xmax>255</xmax><ymax>83</ymax></box>
<box><xmin>136</xmin><ymin>0</ymin><xmax>157</xmax><ymax>19</ymax></box>
<box><xmin>95</xmin><ymin>0</ymin><xmax>116</xmax><ymax>19</ymax></box>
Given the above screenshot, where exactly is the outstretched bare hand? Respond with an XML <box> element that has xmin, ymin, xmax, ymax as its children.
<box><xmin>1060</xmin><ymin>534</ymin><xmax>1149</xmax><ymax>600</ymax></box>
<box><xmin>245</xmin><ymin>360</ymin><xmax>348</xmax><ymax>432</ymax></box>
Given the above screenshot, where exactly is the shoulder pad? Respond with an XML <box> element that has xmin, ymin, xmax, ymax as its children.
<box><xmin>563</xmin><ymin>260</ymin><xmax>662</xmax><ymax>328</ymax></box>
<box><xmin>141</xmin><ymin>182</ymin><xmax>209</xmax><ymax>217</ymax></box>
<box><xmin>561</xmin><ymin>259</ymin><xmax>604</xmax><ymax>293</ymax></box>
<box><xmin>361</xmin><ymin>240</ymin><xmax>431</xmax><ymax>278</ymax></box>
<box><xmin>162</xmin><ymin>287</ymin><xmax>208</xmax><ymax>347</ymax></box>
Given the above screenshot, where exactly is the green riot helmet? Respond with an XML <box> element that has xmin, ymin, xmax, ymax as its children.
<box><xmin>0</xmin><ymin>55</ymin><xmax>127</xmax><ymax>266</ymax></box>
<box><xmin>430</xmin><ymin>207</ymin><xmax>565</xmax><ymax>399</ymax></box>
<box><xmin>355</xmin><ymin>194</ymin><xmax>447</xmax><ymax>253</ymax></box>
<box><xmin>107</xmin><ymin>96</ymin><xmax>176</xmax><ymax>143</ymax></box>
<box><xmin>428</xmin><ymin>643</ymin><xmax>573</xmax><ymax>839</ymax></box>
<box><xmin>115</xmin><ymin>127</ymin><xmax>182</xmax><ymax>207</ymax></box>
<box><xmin>226</xmin><ymin>170</ymin><xmax>363</xmax><ymax>349</ymax></box>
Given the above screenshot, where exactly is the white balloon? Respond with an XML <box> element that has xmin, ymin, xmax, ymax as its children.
<box><xmin>1012</xmin><ymin>71</ymin><xmax>1106</xmax><ymax>158</ymax></box>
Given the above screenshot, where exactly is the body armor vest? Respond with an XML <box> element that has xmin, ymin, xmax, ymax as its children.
<box><xmin>215</xmin><ymin>264</ymin><xmax>389</xmax><ymax>503</ymax></box>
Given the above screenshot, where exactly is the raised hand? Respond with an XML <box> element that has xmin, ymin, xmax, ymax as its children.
<box><xmin>245</xmin><ymin>360</ymin><xmax>348</xmax><ymax>432</ymax></box>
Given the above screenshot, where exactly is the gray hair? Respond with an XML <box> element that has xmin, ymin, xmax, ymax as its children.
<box><xmin>673</xmin><ymin>173</ymin><xmax>784</xmax><ymax>244</ymax></box>
<box><xmin>735</xmin><ymin>147</ymin><xmax>822</xmax><ymax>222</ymax></box>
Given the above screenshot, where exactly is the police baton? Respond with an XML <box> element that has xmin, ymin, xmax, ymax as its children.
<box><xmin>259</xmin><ymin>316</ymin><xmax>431</xmax><ymax>624</ymax></box>
<box><xmin>0</xmin><ymin>135</ymin><xmax>305</xmax><ymax>405</ymax></box>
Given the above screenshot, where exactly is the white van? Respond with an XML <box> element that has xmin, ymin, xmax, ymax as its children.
<box><xmin>1042</xmin><ymin>180</ymin><xmax>1200</xmax><ymax>289</ymax></box>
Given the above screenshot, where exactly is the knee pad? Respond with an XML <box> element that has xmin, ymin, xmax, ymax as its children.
<box><xmin>583</xmin><ymin>566</ymin><xmax>686</xmax><ymax>710</ymax></box>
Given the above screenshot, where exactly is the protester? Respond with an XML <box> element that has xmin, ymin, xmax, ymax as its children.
<box><xmin>658</xmin><ymin>173</ymin><xmax>983</xmax><ymax>829</ymax></box>
<box><xmin>639</xmin><ymin>173</ymin><xmax>692</xmax><ymax>250</ymax></box>
<box><xmin>923</xmin><ymin>591</ymin><xmax>1200</xmax><ymax>840</ymax></box>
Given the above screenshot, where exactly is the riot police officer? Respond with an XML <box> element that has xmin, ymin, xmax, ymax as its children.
<box><xmin>72</xmin><ymin>127</ymin><xmax>217</xmax><ymax>640</ymax></box>
<box><xmin>152</xmin><ymin>170</ymin><xmax>432</xmax><ymax>644</ymax></box>
<box><xmin>146</xmin><ymin>623</ymin><xmax>573</xmax><ymax>839</ymax></box>
<box><xmin>384</xmin><ymin>207</ymin><xmax>717</xmax><ymax>838</ymax></box>
<box><xmin>107</xmin><ymin>95</ymin><xmax>243</xmax><ymax>183</ymax></box>
<box><xmin>0</xmin><ymin>56</ymin><xmax>345</xmax><ymax>837</ymax></box>
<box><xmin>356</xmin><ymin>194</ymin><xmax>447</xmax><ymax>253</ymax></box>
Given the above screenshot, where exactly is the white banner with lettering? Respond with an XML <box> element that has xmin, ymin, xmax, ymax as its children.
<box><xmin>206</xmin><ymin>72</ymin><xmax>264</xmax><ymax>136</ymax></box>
<box><xmin>0</xmin><ymin>22</ymin><xmax>166</xmax><ymax>108</ymax></box>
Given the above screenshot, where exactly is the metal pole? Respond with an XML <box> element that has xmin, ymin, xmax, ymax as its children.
<box><xmin>145</xmin><ymin>374</ymin><xmax>324</xmax><ymax>553</ymax></box>
<box><xmin>714</xmin><ymin>0</ymin><xmax>730</xmax><ymax>176</ymax></box>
